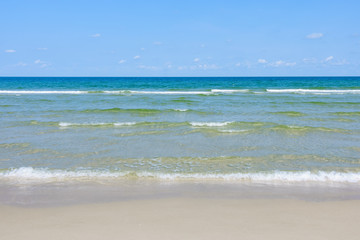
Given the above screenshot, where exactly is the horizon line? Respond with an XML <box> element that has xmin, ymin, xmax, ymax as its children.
<box><xmin>1</xmin><ymin>76</ymin><xmax>360</xmax><ymax>78</ymax></box>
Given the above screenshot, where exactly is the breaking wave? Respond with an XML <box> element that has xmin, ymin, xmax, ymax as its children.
<box><xmin>1</xmin><ymin>89</ymin><xmax>359</xmax><ymax>95</ymax></box>
<box><xmin>189</xmin><ymin>121</ymin><xmax>234</xmax><ymax>127</ymax></box>
<box><xmin>1</xmin><ymin>167</ymin><xmax>360</xmax><ymax>184</ymax></box>
<box><xmin>0</xmin><ymin>89</ymin><xmax>249</xmax><ymax>95</ymax></box>
<box><xmin>267</xmin><ymin>89</ymin><xmax>360</xmax><ymax>94</ymax></box>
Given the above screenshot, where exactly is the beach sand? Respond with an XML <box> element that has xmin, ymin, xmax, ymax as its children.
<box><xmin>1</xmin><ymin>197</ymin><xmax>360</xmax><ymax>240</ymax></box>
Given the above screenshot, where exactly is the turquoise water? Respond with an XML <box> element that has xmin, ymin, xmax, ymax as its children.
<box><xmin>1</xmin><ymin>77</ymin><xmax>360</xmax><ymax>183</ymax></box>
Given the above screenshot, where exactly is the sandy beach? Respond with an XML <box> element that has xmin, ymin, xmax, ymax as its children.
<box><xmin>1</xmin><ymin>197</ymin><xmax>360</xmax><ymax>240</ymax></box>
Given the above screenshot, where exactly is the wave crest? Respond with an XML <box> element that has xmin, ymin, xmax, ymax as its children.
<box><xmin>1</xmin><ymin>167</ymin><xmax>360</xmax><ymax>183</ymax></box>
<box><xmin>267</xmin><ymin>89</ymin><xmax>360</xmax><ymax>94</ymax></box>
<box><xmin>190</xmin><ymin>121</ymin><xmax>233</xmax><ymax>127</ymax></box>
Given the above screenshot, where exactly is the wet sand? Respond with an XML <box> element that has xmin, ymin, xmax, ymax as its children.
<box><xmin>1</xmin><ymin>197</ymin><xmax>360</xmax><ymax>240</ymax></box>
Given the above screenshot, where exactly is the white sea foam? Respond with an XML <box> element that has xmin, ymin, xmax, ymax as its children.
<box><xmin>113</xmin><ymin>122</ymin><xmax>137</xmax><ymax>126</ymax></box>
<box><xmin>88</xmin><ymin>90</ymin><xmax>212</xmax><ymax>95</ymax></box>
<box><xmin>131</xmin><ymin>90</ymin><xmax>212</xmax><ymax>95</ymax></box>
<box><xmin>106</xmin><ymin>90</ymin><xmax>247</xmax><ymax>95</ymax></box>
<box><xmin>1</xmin><ymin>168</ymin><xmax>360</xmax><ymax>183</ymax></box>
<box><xmin>174</xmin><ymin>109</ymin><xmax>189</xmax><ymax>112</ymax></box>
<box><xmin>267</xmin><ymin>89</ymin><xmax>360</xmax><ymax>94</ymax></box>
<box><xmin>138</xmin><ymin>171</ymin><xmax>360</xmax><ymax>183</ymax></box>
<box><xmin>59</xmin><ymin>122</ymin><xmax>107</xmax><ymax>127</ymax></box>
<box><xmin>218</xmin><ymin>129</ymin><xmax>248</xmax><ymax>133</ymax></box>
<box><xmin>103</xmin><ymin>90</ymin><xmax>129</xmax><ymax>94</ymax></box>
<box><xmin>59</xmin><ymin>122</ymin><xmax>72</xmax><ymax>127</ymax></box>
<box><xmin>0</xmin><ymin>167</ymin><xmax>124</xmax><ymax>180</ymax></box>
<box><xmin>102</xmin><ymin>90</ymin><xmax>213</xmax><ymax>95</ymax></box>
<box><xmin>211</xmin><ymin>89</ymin><xmax>249</xmax><ymax>93</ymax></box>
<box><xmin>107</xmin><ymin>90</ymin><xmax>248</xmax><ymax>95</ymax></box>
<box><xmin>59</xmin><ymin>122</ymin><xmax>137</xmax><ymax>127</ymax></box>
<box><xmin>2</xmin><ymin>89</ymin><xmax>359</xmax><ymax>95</ymax></box>
<box><xmin>190</xmin><ymin>121</ymin><xmax>233</xmax><ymax>127</ymax></box>
<box><xmin>0</xmin><ymin>89</ymin><xmax>250</xmax><ymax>95</ymax></box>
<box><xmin>0</xmin><ymin>90</ymin><xmax>87</xmax><ymax>94</ymax></box>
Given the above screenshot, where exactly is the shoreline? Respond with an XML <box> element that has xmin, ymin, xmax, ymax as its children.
<box><xmin>1</xmin><ymin>197</ymin><xmax>360</xmax><ymax>240</ymax></box>
<box><xmin>2</xmin><ymin>180</ymin><xmax>360</xmax><ymax>207</ymax></box>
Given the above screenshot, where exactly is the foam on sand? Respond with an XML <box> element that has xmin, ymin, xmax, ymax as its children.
<box><xmin>1</xmin><ymin>167</ymin><xmax>360</xmax><ymax>184</ymax></box>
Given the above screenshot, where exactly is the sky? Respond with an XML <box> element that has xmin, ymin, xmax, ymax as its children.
<box><xmin>1</xmin><ymin>0</ymin><xmax>360</xmax><ymax>76</ymax></box>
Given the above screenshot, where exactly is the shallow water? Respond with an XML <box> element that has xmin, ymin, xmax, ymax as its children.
<box><xmin>1</xmin><ymin>77</ymin><xmax>360</xmax><ymax>184</ymax></box>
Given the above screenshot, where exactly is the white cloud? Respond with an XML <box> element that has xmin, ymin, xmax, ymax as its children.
<box><xmin>302</xmin><ymin>58</ymin><xmax>317</xmax><ymax>64</ymax></box>
<box><xmin>235</xmin><ymin>62</ymin><xmax>242</xmax><ymax>67</ymax></box>
<box><xmin>5</xmin><ymin>49</ymin><xmax>16</xmax><ymax>53</ymax></box>
<box><xmin>269</xmin><ymin>60</ymin><xmax>296</xmax><ymax>67</ymax></box>
<box><xmin>34</xmin><ymin>59</ymin><xmax>50</xmax><ymax>68</ymax></box>
<box><xmin>306</xmin><ymin>33</ymin><xmax>323</xmax><ymax>39</ymax></box>
<box><xmin>15</xmin><ymin>62</ymin><xmax>28</xmax><ymax>67</ymax></box>
<box><xmin>91</xmin><ymin>33</ymin><xmax>101</xmax><ymax>38</ymax></box>
<box><xmin>140</xmin><ymin>48</ymin><xmax>145</xmax><ymax>51</ymax></box>
<box><xmin>198</xmin><ymin>64</ymin><xmax>218</xmax><ymax>70</ymax></box>
<box><xmin>325</xmin><ymin>56</ymin><xmax>334</xmax><ymax>62</ymax></box>
<box><xmin>133</xmin><ymin>55</ymin><xmax>140</xmax><ymax>60</ymax></box>
<box><xmin>153</xmin><ymin>41</ymin><xmax>162</xmax><ymax>45</ymax></box>
<box><xmin>118</xmin><ymin>59</ymin><xmax>126</xmax><ymax>64</ymax></box>
<box><xmin>178</xmin><ymin>64</ymin><xmax>219</xmax><ymax>71</ymax></box>
<box><xmin>200</xmin><ymin>44</ymin><xmax>206</xmax><ymax>48</ymax></box>
<box><xmin>193</xmin><ymin>58</ymin><xmax>200</xmax><ymax>62</ymax></box>
<box><xmin>37</xmin><ymin>48</ymin><xmax>48</xmax><ymax>51</ymax></box>
<box><xmin>190</xmin><ymin>64</ymin><xmax>219</xmax><ymax>70</ymax></box>
<box><xmin>258</xmin><ymin>59</ymin><xmax>267</xmax><ymax>64</ymax></box>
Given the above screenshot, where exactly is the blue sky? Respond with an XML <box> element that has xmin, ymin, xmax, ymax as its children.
<box><xmin>1</xmin><ymin>0</ymin><xmax>359</xmax><ymax>76</ymax></box>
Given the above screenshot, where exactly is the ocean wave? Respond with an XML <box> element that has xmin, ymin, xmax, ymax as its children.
<box><xmin>79</xmin><ymin>108</ymin><xmax>196</xmax><ymax>114</ymax></box>
<box><xmin>105</xmin><ymin>90</ymin><xmax>213</xmax><ymax>95</ymax></box>
<box><xmin>59</xmin><ymin>122</ymin><xmax>137</xmax><ymax>127</ymax></box>
<box><xmin>2</xmin><ymin>89</ymin><xmax>360</xmax><ymax>95</ymax></box>
<box><xmin>80</xmin><ymin>108</ymin><xmax>163</xmax><ymax>114</ymax></box>
<box><xmin>58</xmin><ymin>121</ymin><xmax>187</xmax><ymax>128</ymax></box>
<box><xmin>0</xmin><ymin>90</ymin><xmax>87</xmax><ymax>94</ymax></box>
<box><xmin>210</xmin><ymin>89</ymin><xmax>249</xmax><ymax>93</ymax></box>
<box><xmin>218</xmin><ymin>129</ymin><xmax>249</xmax><ymax>133</ymax></box>
<box><xmin>1</xmin><ymin>167</ymin><xmax>360</xmax><ymax>183</ymax></box>
<box><xmin>59</xmin><ymin>121</ymin><xmax>235</xmax><ymax>128</ymax></box>
<box><xmin>0</xmin><ymin>89</ymin><xmax>249</xmax><ymax>95</ymax></box>
<box><xmin>190</xmin><ymin>121</ymin><xmax>234</xmax><ymax>127</ymax></box>
<box><xmin>267</xmin><ymin>89</ymin><xmax>360</xmax><ymax>94</ymax></box>
<box><xmin>174</xmin><ymin>109</ymin><xmax>189</xmax><ymax>112</ymax></box>
<box><xmin>102</xmin><ymin>89</ymin><xmax>249</xmax><ymax>95</ymax></box>
<box><xmin>0</xmin><ymin>167</ymin><xmax>125</xmax><ymax>180</ymax></box>
<box><xmin>56</xmin><ymin>121</ymin><xmax>346</xmax><ymax>134</ymax></box>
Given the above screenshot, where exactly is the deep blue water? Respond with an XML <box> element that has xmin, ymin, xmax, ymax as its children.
<box><xmin>1</xmin><ymin>77</ymin><xmax>360</xmax><ymax>90</ymax></box>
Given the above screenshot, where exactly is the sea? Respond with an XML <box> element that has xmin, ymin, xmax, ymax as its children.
<box><xmin>1</xmin><ymin>77</ymin><xmax>360</xmax><ymax>189</ymax></box>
